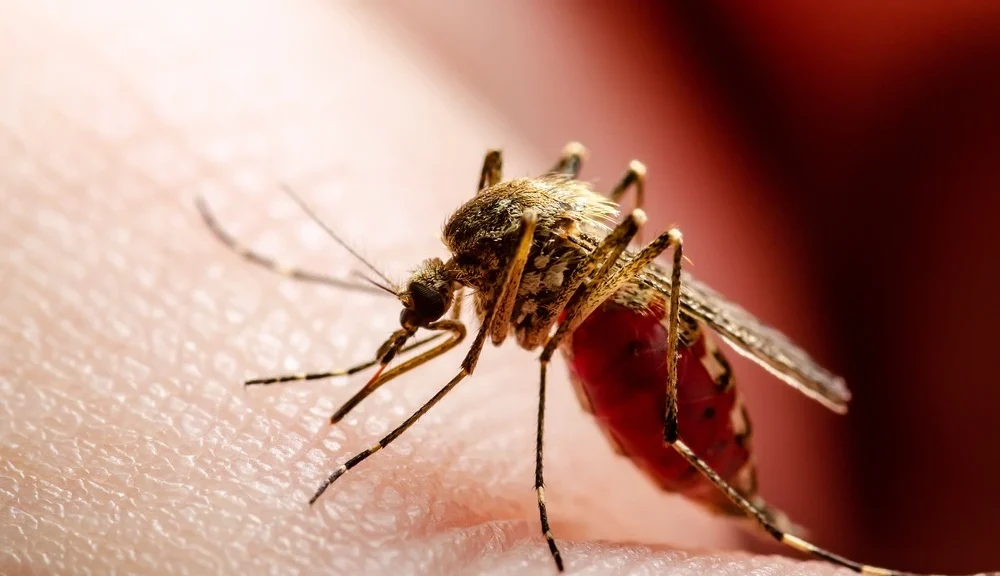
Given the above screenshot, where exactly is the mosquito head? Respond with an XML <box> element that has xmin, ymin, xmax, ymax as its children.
<box><xmin>397</xmin><ymin>257</ymin><xmax>459</xmax><ymax>331</ymax></box>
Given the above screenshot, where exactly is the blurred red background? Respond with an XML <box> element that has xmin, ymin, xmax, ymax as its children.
<box><xmin>371</xmin><ymin>2</ymin><xmax>1000</xmax><ymax>573</ymax></box>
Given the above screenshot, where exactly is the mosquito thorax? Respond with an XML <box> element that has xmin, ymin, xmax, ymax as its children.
<box><xmin>441</xmin><ymin>175</ymin><xmax>619</xmax><ymax>348</ymax></box>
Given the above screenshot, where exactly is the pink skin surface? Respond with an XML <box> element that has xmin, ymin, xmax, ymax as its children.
<box><xmin>0</xmin><ymin>1</ymin><xmax>905</xmax><ymax>574</ymax></box>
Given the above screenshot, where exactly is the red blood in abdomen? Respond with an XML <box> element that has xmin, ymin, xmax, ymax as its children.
<box><xmin>564</xmin><ymin>299</ymin><xmax>750</xmax><ymax>497</ymax></box>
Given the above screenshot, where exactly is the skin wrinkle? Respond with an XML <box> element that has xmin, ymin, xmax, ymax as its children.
<box><xmin>0</xmin><ymin>1</ymin><xmax>859</xmax><ymax>575</ymax></box>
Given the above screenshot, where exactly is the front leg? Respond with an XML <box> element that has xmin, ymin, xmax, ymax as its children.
<box><xmin>465</xmin><ymin>209</ymin><xmax>538</xmax><ymax>369</ymax></box>
<box><xmin>452</xmin><ymin>148</ymin><xmax>507</xmax><ymax>321</ymax></box>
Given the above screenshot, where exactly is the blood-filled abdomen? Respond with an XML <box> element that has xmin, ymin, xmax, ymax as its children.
<box><xmin>562</xmin><ymin>295</ymin><xmax>759</xmax><ymax>516</ymax></box>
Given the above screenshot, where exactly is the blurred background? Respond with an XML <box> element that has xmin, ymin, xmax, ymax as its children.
<box><xmin>5</xmin><ymin>0</ymin><xmax>996</xmax><ymax>573</ymax></box>
<box><xmin>366</xmin><ymin>2</ymin><xmax>1000</xmax><ymax>573</ymax></box>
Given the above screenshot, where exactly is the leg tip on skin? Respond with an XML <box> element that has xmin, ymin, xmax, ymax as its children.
<box><xmin>545</xmin><ymin>535</ymin><xmax>565</xmax><ymax>572</ymax></box>
<box><xmin>330</xmin><ymin>407</ymin><xmax>349</xmax><ymax>424</ymax></box>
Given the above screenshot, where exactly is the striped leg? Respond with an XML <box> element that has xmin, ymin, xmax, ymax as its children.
<box><xmin>245</xmin><ymin>328</ymin><xmax>461</xmax><ymax>427</ymax></box>
<box><xmin>668</xmin><ymin>439</ymin><xmax>903</xmax><ymax>575</ymax></box>
<box><xmin>244</xmin><ymin>332</ymin><xmax>446</xmax><ymax>388</ymax></box>
<box><xmin>535</xmin><ymin>209</ymin><xmax>662</xmax><ymax>572</ymax></box>
<box><xmin>310</xmin><ymin>318</ymin><xmax>467</xmax><ymax>504</ymax></box>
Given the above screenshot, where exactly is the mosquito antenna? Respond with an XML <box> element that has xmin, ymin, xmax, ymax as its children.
<box><xmin>279</xmin><ymin>183</ymin><xmax>396</xmax><ymax>288</ymax></box>
<box><xmin>351</xmin><ymin>270</ymin><xmax>398</xmax><ymax>297</ymax></box>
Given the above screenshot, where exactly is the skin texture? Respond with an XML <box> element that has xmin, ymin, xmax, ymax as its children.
<box><xmin>2</xmin><ymin>1</ymin><xmax>958</xmax><ymax>574</ymax></box>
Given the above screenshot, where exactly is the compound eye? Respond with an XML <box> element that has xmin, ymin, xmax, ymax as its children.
<box><xmin>408</xmin><ymin>281</ymin><xmax>446</xmax><ymax>321</ymax></box>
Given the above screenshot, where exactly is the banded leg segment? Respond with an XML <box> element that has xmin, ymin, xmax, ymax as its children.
<box><xmin>326</xmin><ymin>323</ymin><xmax>466</xmax><ymax>425</ymax></box>
<box><xmin>244</xmin><ymin>331</ymin><xmax>446</xmax><ymax>387</ymax></box>
<box><xmin>311</xmin><ymin>319</ymin><xmax>468</xmax><ymax>504</ymax></box>
<box><xmin>669</xmin><ymin>439</ymin><xmax>902</xmax><ymax>576</ymax></box>
<box><xmin>535</xmin><ymin>360</ymin><xmax>561</xmax><ymax>571</ymax></box>
<box><xmin>195</xmin><ymin>195</ymin><xmax>391</xmax><ymax>296</ymax></box>
<box><xmin>527</xmin><ymin>213</ymin><xmax>676</xmax><ymax>572</ymax></box>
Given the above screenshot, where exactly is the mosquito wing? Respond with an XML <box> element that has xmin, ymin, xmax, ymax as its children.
<box><xmin>640</xmin><ymin>263</ymin><xmax>852</xmax><ymax>414</ymax></box>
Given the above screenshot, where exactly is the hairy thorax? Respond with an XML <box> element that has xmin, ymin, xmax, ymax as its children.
<box><xmin>440</xmin><ymin>175</ymin><xmax>617</xmax><ymax>350</ymax></box>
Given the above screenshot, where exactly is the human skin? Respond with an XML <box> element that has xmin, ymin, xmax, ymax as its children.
<box><xmin>0</xmin><ymin>1</ymin><xmax>876</xmax><ymax>575</ymax></box>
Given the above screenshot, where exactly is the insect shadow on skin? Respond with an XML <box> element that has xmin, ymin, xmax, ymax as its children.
<box><xmin>196</xmin><ymin>143</ymin><xmax>996</xmax><ymax>576</ymax></box>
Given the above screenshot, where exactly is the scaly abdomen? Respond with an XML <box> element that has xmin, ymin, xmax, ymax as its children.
<box><xmin>562</xmin><ymin>296</ymin><xmax>758</xmax><ymax>516</ymax></box>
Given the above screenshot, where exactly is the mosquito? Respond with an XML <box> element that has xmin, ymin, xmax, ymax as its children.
<box><xmin>196</xmin><ymin>143</ymin><xmax>985</xmax><ymax>576</ymax></box>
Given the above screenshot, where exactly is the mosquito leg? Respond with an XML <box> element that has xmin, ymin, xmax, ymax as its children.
<box><xmin>606</xmin><ymin>159</ymin><xmax>648</xmax><ymax>244</ymax></box>
<box><xmin>530</xmin><ymin>223</ymin><xmax>682</xmax><ymax>573</ymax></box>
<box><xmin>327</xmin><ymin>318</ymin><xmax>467</xmax><ymax>424</ymax></box>
<box><xmin>668</xmin><ymin>440</ymin><xmax>905</xmax><ymax>576</ymax></box>
<box><xmin>452</xmin><ymin>149</ymin><xmax>506</xmax><ymax>319</ymax></box>
<box><xmin>534</xmin><ymin>359</ymin><xmax>563</xmax><ymax>570</ymax></box>
<box><xmin>477</xmin><ymin>148</ymin><xmax>504</xmax><ymax>193</ymax></box>
<box><xmin>309</xmin><ymin>369</ymin><xmax>470</xmax><ymax>504</ymax></box>
<box><xmin>449</xmin><ymin>293</ymin><xmax>463</xmax><ymax>321</ymax></box>
<box><xmin>661</xmin><ymin>232</ymin><xmax>684</xmax><ymax>443</ymax></box>
<box><xmin>548</xmin><ymin>141</ymin><xmax>588</xmax><ymax>178</ymax></box>
<box><xmin>244</xmin><ymin>331</ymin><xmax>446</xmax><ymax>387</ymax></box>
<box><xmin>310</xmin><ymin>319</ymin><xmax>469</xmax><ymax>504</ymax></box>
<box><xmin>312</xmin><ymin>211</ymin><xmax>539</xmax><ymax>503</ymax></box>
<box><xmin>517</xmin><ymin>211</ymin><xmax>652</xmax><ymax>571</ymax></box>
<box><xmin>196</xmin><ymin>195</ymin><xmax>391</xmax><ymax>296</ymax></box>
<box><xmin>488</xmin><ymin>210</ymin><xmax>537</xmax><ymax>345</ymax></box>
<box><xmin>607</xmin><ymin>160</ymin><xmax>646</xmax><ymax>211</ymax></box>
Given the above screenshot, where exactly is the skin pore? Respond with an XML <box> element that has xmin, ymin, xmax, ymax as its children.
<box><xmin>2</xmin><ymin>1</ymin><xmax>862</xmax><ymax>574</ymax></box>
